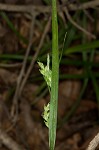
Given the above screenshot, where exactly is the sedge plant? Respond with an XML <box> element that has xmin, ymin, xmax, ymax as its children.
<box><xmin>38</xmin><ymin>0</ymin><xmax>59</xmax><ymax>149</ymax></box>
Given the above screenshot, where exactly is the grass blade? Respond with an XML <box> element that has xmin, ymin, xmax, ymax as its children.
<box><xmin>65</xmin><ymin>40</ymin><xmax>99</xmax><ymax>54</ymax></box>
<box><xmin>49</xmin><ymin>0</ymin><xmax>59</xmax><ymax>149</ymax></box>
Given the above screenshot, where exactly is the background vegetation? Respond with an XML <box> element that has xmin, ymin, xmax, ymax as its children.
<box><xmin>0</xmin><ymin>0</ymin><xmax>99</xmax><ymax>150</ymax></box>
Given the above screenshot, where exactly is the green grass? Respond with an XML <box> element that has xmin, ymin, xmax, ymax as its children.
<box><xmin>49</xmin><ymin>0</ymin><xmax>59</xmax><ymax>149</ymax></box>
<box><xmin>0</xmin><ymin>2</ymin><xmax>99</xmax><ymax>150</ymax></box>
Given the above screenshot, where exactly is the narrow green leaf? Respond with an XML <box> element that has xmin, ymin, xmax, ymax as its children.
<box><xmin>49</xmin><ymin>0</ymin><xmax>59</xmax><ymax>149</ymax></box>
<box><xmin>65</xmin><ymin>40</ymin><xmax>99</xmax><ymax>54</ymax></box>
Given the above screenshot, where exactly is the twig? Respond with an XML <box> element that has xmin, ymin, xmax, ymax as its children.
<box><xmin>68</xmin><ymin>0</ymin><xmax>99</xmax><ymax>11</ymax></box>
<box><xmin>11</xmin><ymin>13</ymin><xmax>36</xmax><ymax>118</ymax></box>
<box><xmin>63</xmin><ymin>7</ymin><xmax>96</xmax><ymax>39</ymax></box>
<box><xmin>83</xmin><ymin>10</ymin><xmax>94</xmax><ymax>22</ymax></box>
<box><xmin>87</xmin><ymin>132</ymin><xmax>99</xmax><ymax>150</ymax></box>
<box><xmin>0</xmin><ymin>63</ymin><xmax>22</xmax><ymax>68</ymax></box>
<box><xmin>0</xmin><ymin>0</ymin><xmax>98</xmax><ymax>14</ymax></box>
<box><xmin>0</xmin><ymin>129</ymin><xmax>26</xmax><ymax>150</ymax></box>
<box><xmin>11</xmin><ymin>16</ymin><xmax>51</xmax><ymax>119</ymax></box>
<box><xmin>0</xmin><ymin>3</ymin><xmax>51</xmax><ymax>13</ymax></box>
<box><xmin>19</xmin><ymin>16</ymin><xmax>51</xmax><ymax>96</ymax></box>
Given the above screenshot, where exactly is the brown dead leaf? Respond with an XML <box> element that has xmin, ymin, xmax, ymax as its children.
<box><xmin>1</xmin><ymin>30</ymin><xmax>18</xmax><ymax>53</ymax></box>
<box><xmin>0</xmin><ymin>23</ymin><xmax>7</xmax><ymax>38</ymax></box>
<box><xmin>81</xmin><ymin>126</ymin><xmax>99</xmax><ymax>150</ymax></box>
<box><xmin>23</xmin><ymin>83</ymin><xmax>46</xmax><ymax>113</ymax></box>
<box><xmin>58</xmin><ymin>80</ymin><xmax>81</xmax><ymax>118</ymax></box>
<box><xmin>66</xmin><ymin>133</ymin><xmax>81</xmax><ymax>150</ymax></box>
<box><xmin>0</xmin><ymin>69</ymin><xmax>17</xmax><ymax>85</ymax></box>
<box><xmin>59</xmin><ymin>80</ymin><xmax>81</xmax><ymax>100</ymax></box>
<box><xmin>56</xmin><ymin>133</ymin><xmax>81</xmax><ymax>150</ymax></box>
<box><xmin>19</xmin><ymin>18</ymin><xmax>30</xmax><ymax>48</ymax></box>
<box><xmin>0</xmin><ymin>95</ymin><xmax>11</xmax><ymax>131</ymax></box>
<box><xmin>76</xmin><ymin>100</ymin><xmax>97</xmax><ymax>114</ymax></box>
<box><xmin>23</xmin><ymin>83</ymin><xmax>38</xmax><ymax>102</ymax></box>
<box><xmin>19</xmin><ymin>99</ymin><xmax>42</xmax><ymax>150</ymax></box>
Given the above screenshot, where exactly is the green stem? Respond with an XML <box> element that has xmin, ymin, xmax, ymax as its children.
<box><xmin>49</xmin><ymin>0</ymin><xmax>59</xmax><ymax>149</ymax></box>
